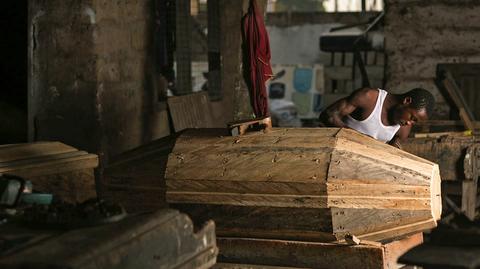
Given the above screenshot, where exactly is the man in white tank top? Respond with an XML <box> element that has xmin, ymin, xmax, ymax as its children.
<box><xmin>318</xmin><ymin>87</ymin><xmax>435</xmax><ymax>148</ymax></box>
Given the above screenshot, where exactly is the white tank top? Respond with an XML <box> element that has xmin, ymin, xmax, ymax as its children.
<box><xmin>344</xmin><ymin>89</ymin><xmax>400</xmax><ymax>143</ymax></box>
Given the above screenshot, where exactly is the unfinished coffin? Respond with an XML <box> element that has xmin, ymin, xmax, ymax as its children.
<box><xmin>102</xmin><ymin>135</ymin><xmax>178</xmax><ymax>212</ymax></box>
<box><xmin>166</xmin><ymin>128</ymin><xmax>442</xmax><ymax>242</ymax></box>
<box><xmin>0</xmin><ymin>142</ymin><xmax>98</xmax><ymax>203</ymax></box>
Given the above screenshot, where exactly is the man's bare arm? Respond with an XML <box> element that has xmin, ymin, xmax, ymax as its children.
<box><xmin>388</xmin><ymin>125</ymin><xmax>412</xmax><ymax>149</ymax></box>
<box><xmin>319</xmin><ymin>88</ymin><xmax>376</xmax><ymax>127</ymax></box>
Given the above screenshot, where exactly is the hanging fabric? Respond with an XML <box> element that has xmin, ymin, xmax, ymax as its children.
<box><xmin>242</xmin><ymin>0</ymin><xmax>273</xmax><ymax>118</ymax></box>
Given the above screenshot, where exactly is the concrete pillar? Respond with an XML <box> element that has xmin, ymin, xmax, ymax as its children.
<box><xmin>28</xmin><ymin>0</ymin><xmax>170</xmax><ymax>168</ymax></box>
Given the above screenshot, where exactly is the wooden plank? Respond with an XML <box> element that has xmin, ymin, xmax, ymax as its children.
<box><xmin>383</xmin><ymin>233</ymin><xmax>423</xmax><ymax>269</ymax></box>
<box><xmin>355</xmin><ymin>219</ymin><xmax>435</xmax><ymax>243</ymax></box>
<box><xmin>217</xmin><ymin>237</ymin><xmax>384</xmax><ymax>269</ymax></box>
<box><xmin>174</xmin><ymin>130</ymin><xmax>338</xmax><ymax>149</ymax></box>
<box><xmin>438</xmin><ymin>70</ymin><xmax>477</xmax><ymax>131</ymax></box>
<box><xmin>167</xmin><ymin>180</ymin><xmax>328</xmax><ymax>195</ymax></box>
<box><xmin>168</xmin><ymin>191</ymin><xmax>329</xmax><ymax>208</ymax></box>
<box><xmin>171</xmin><ymin>137</ymin><xmax>337</xmax><ymax>155</ymax></box>
<box><xmin>172</xmin><ymin>204</ymin><xmax>335</xmax><ymax>242</ymax></box>
<box><xmin>176</xmin><ymin>128</ymin><xmax>340</xmax><ymax>140</ymax></box>
<box><xmin>0</xmin><ymin>142</ymin><xmax>77</xmax><ymax>163</ymax></box>
<box><xmin>213</xmin><ymin>263</ymin><xmax>305</xmax><ymax>269</ymax></box>
<box><xmin>166</xmin><ymin>150</ymin><xmax>332</xmax><ymax>183</ymax></box>
<box><xmin>167</xmin><ymin>180</ymin><xmax>429</xmax><ymax>197</ymax></box>
<box><xmin>0</xmin><ymin>151</ymin><xmax>89</xmax><ymax>169</ymax></box>
<box><xmin>167</xmin><ymin>92</ymin><xmax>214</xmax><ymax>132</ymax></box>
<box><xmin>331</xmin><ymin>208</ymin><xmax>433</xmax><ymax>241</ymax></box>
<box><xmin>218</xmin><ymin>233</ymin><xmax>423</xmax><ymax>269</ymax></box>
<box><xmin>168</xmin><ymin>191</ymin><xmax>431</xmax><ymax>210</ymax></box>
<box><xmin>328</xmin><ymin>150</ymin><xmax>431</xmax><ymax>186</ymax></box>
<box><xmin>216</xmin><ymin>235</ymin><xmax>422</xmax><ymax>269</ymax></box>
<box><xmin>327</xmin><ymin>182</ymin><xmax>430</xmax><ymax>198</ymax></box>
<box><xmin>431</xmin><ymin>167</ymin><xmax>442</xmax><ymax>220</ymax></box>
<box><xmin>461</xmin><ymin>179</ymin><xmax>478</xmax><ymax>221</ymax></box>
<box><xmin>171</xmin><ymin>203</ymin><xmax>433</xmax><ymax>243</ymax></box>
<box><xmin>0</xmin><ymin>154</ymin><xmax>99</xmax><ymax>177</ymax></box>
<box><xmin>335</xmin><ymin>128</ymin><xmax>436</xmax><ymax>169</ymax></box>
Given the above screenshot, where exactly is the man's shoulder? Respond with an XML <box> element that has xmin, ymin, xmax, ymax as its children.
<box><xmin>349</xmin><ymin>87</ymin><xmax>379</xmax><ymax>105</ymax></box>
<box><xmin>355</xmin><ymin>87</ymin><xmax>379</xmax><ymax>96</ymax></box>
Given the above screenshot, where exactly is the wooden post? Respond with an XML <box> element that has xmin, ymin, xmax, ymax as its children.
<box><xmin>207</xmin><ymin>0</ymin><xmax>267</xmax><ymax>123</ymax></box>
<box><xmin>175</xmin><ymin>0</ymin><xmax>192</xmax><ymax>95</ymax></box>
<box><xmin>437</xmin><ymin>70</ymin><xmax>477</xmax><ymax>131</ymax></box>
<box><xmin>462</xmin><ymin>145</ymin><xmax>480</xmax><ymax>220</ymax></box>
<box><xmin>207</xmin><ymin>0</ymin><xmax>221</xmax><ymax>101</ymax></box>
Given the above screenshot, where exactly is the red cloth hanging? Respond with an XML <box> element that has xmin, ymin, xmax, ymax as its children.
<box><xmin>242</xmin><ymin>0</ymin><xmax>273</xmax><ymax>118</ymax></box>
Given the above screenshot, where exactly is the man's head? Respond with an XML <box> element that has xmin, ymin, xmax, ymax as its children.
<box><xmin>394</xmin><ymin>88</ymin><xmax>435</xmax><ymax>126</ymax></box>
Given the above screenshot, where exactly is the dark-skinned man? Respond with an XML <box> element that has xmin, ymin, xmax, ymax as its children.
<box><xmin>318</xmin><ymin>87</ymin><xmax>435</xmax><ymax>148</ymax></box>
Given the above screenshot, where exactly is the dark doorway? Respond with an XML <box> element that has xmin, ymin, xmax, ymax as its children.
<box><xmin>0</xmin><ymin>0</ymin><xmax>28</xmax><ymax>143</ymax></box>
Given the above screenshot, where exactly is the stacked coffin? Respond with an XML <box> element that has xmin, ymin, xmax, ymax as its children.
<box><xmin>165</xmin><ymin>128</ymin><xmax>442</xmax><ymax>268</ymax></box>
<box><xmin>0</xmin><ymin>142</ymin><xmax>98</xmax><ymax>203</ymax></box>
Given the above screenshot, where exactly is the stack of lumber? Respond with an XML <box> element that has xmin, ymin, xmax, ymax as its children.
<box><xmin>164</xmin><ymin>127</ymin><xmax>442</xmax><ymax>268</ymax></box>
<box><xmin>0</xmin><ymin>142</ymin><xmax>98</xmax><ymax>203</ymax></box>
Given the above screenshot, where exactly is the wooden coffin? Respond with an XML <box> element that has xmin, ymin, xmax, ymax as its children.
<box><xmin>166</xmin><ymin>128</ymin><xmax>442</xmax><ymax>242</ymax></box>
<box><xmin>102</xmin><ymin>135</ymin><xmax>178</xmax><ymax>212</ymax></box>
<box><xmin>0</xmin><ymin>142</ymin><xmax>98</xmax><ymax>203</ymax></box>
<box><xmin>0</xmin><ymin>209</ymin><xmax>217</xmax><ymax>269</ymax></box>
